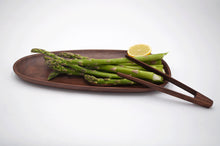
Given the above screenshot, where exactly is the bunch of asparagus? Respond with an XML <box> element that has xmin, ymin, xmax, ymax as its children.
<box><xmin>31</xmin><ymin>48</ymin><xmax>167</xmax><ymax>86</ymax></box>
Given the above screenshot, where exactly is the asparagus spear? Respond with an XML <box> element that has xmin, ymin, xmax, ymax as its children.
<box><xmin>45</xmin><ymin>58</ymin><xmax>83</xmax><ymax>76</ymax></box>
<box><xmin>122</xmin><ymin>65</ymin><xmax>164</xmax><ymax>72</ymax></box>
<box><xmin>45</xmin><ymin>56</ymin><xmax>163</xmax><ymax>82</ymax></box>
<box><xmin>84</xmin><ymin>74</ymin><xmax>135</xmax><ymax>86</ymax></box>
<box><xmin>46</xmin><ymin>57</ymin><xmax>164</xmax><ymax>81</ymax></box>
<box><xmin>47</xmin><ymin>71</ymin><xmax>61</xmax><ymax>80</ymax></box>
<box><xmin>57</xmin><ymin>51</ymin><xmax>165</xmax><ymax>74</ymax></box>
<box><xmin>58</xmin><ymin>52</ymin><xmax>89</xmax><ymax>59</ymax></box>
<box><xmin>96</xmin><ymin>65</ymin><xmax>163</xmax><ymax>83</ymax></box>
<box><xmin>120</xmin><ymin>60</ymin><xmax>162</xmax><ymax>66</ymax></box>
<box><xmin>58</xmin><ymin>52</ymin><xmax>162</xmax><ymax>65</ymax></box>
<box><xmin>31</xmin><ymin>48</ymin><xmax>167</xmax><ymax>66</ymax></box>
<box><xmin>57</xmin><ymin>51</ymin><xmax>165</xmax><ymax>73</ymax></box>
<box><xmin>32</xmin><ymin>48</ymin><xmax>166</xmax><ymax>83</ymax></box>
<box><xmin>44</xmin><ymin>56</ymin><xmax>121</xmax><ymax>79</ymax></box>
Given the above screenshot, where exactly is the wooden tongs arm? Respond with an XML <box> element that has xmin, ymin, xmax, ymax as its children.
<box><xmin>117</xmin><ymin>55</ymin><xmax>213</xmax><ymax>108</ymax></box>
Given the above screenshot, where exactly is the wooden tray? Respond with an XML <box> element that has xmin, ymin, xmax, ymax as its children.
<box><xmin>13</xmin><ymin>50</ymin><xmax>171</xmax><ymax>92</ymax></box>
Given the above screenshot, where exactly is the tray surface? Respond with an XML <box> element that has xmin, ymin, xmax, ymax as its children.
<box><xmin>13</xmin><ymin>50</ymin><xmax>171</xmax><ymax>92</ymax></box>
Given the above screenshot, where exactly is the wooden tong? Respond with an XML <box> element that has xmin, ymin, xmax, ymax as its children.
<box><xmin>117</xmin><ymin>55</ymin><xmax>213</xmax><ymax>108</ymax></box>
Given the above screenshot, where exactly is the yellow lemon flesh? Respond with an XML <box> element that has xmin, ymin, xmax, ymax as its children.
<box><xmin>127</xmin><ymin>44</ymin><xmax>152</xmax><ymax>57</ymax></box>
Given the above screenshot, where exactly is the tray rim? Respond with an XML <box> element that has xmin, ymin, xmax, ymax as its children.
<box><xmin>13</xmin><ymin>49</ymin><xmax>171</xmax><ymax>93</ymax></box>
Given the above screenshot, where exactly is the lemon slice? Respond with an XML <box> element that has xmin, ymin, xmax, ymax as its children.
<box><xmin>127</xmin><ymin>44</ymin><xmax>152</xmax><ymax>57</ymax></box>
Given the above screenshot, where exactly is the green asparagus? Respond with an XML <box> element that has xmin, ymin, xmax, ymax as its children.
<box><xmin>31</xmin><ymin>48</ymin><xmax>167</xmax><ymax>85</ymax></box>
<box><xmin>84</xmin><ymin>74</ymin><xmax>135</xmax><ymax>86</ymax></box>
<box><xmin>45</xmin><ymin>58</ymin><xmax>83</xmax><ymax>76</ymax></box>
<box><xmin>119</xmin><ymin>65</ymin><xmax>164</xmax><ymax>71</ymax></box>
<box><xmin>47</xmin><ymin>71</ymin><xmax>61</xmax><ymax>80</ymax></box>
<box><xmin>58</xmin><ymin>52</ymin><xmax>89</xmax><ymax>59</ymax></box>
<box><xmin>120</xmin><ymin>60</ymin><xmax>162</xmax><ymax>66</ymax></box>
<box><xmin>58</xmin><ymin>52</ymin><xmax>162</xmax><ymax>65</ymax></box>
<box><xmin>32</xmin><ymin>48</ymin><xmax>167</xmax><ymax>66</ymax></box>
<box><xmin>44</xmin><ymin>56</ymin><xmax>121</xmax><ymax>78</ymax></box>
<box><xmin>96</xmin><ymin>65</ymin><xmax>163</xmax><ymax>83</ymax></box>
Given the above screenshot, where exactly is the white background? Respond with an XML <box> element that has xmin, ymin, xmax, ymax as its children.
<box><xmin>1</xmin><ymin>0</ymin><xmax>220</xmax><ymax>145</ymax></box>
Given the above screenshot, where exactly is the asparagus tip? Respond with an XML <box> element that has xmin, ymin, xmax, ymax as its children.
<box><xmin>31</xmin><ymin>48</ymin><xmax>45</xmax><ymax>53</ymax></box>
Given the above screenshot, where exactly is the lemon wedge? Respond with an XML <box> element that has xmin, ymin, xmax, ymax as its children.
<box><xmin>127</xmin><ymin>44</ymin><xmax>152</xmax><ymax>57</ymax></box>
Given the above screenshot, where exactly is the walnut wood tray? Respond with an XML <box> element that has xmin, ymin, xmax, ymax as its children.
<box><xmin>13</xmin><ymin>50</ymin><xmax>171</xmax><ymax>92</ymax></box>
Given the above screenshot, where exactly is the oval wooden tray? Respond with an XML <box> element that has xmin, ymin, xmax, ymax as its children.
<box><xmin>13</xmin><ymin>50</ymin><xmax>171</xmax><ymax>92</ymax></box>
